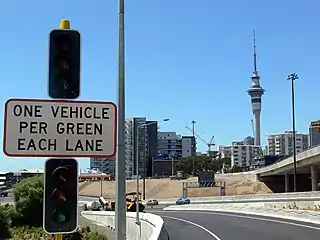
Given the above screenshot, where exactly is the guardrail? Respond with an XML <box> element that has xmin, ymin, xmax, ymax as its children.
<box><xmin>81</xmin><ymin>211</ymin><xmax>168</xmax><ymax>240</ymax></box>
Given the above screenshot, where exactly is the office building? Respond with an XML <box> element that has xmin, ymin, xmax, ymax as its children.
<box><xmin>89</xmin><ymin>157</ymin><xmax>115</xmax><ymax>175</ymax></box>
<box><xmin>309</xmin><ymin>120</ymin><xmax>320</xmax><ymax>148</ymax></box>
<box><xmin>252</xmin><ymin>155</ymin><xmax>288</xmax><ymax>169</ymax></box>
<box><xmin>5</xmin><ymin>169</ymin><xmax>44</xmax><ymax>186</ymax></box>
<box><xmin>157</xmin><ymin>132</ymin><xmax>196</xmax><ymax>157</ymax></box>
<box><xmin>219</xmin><ymin>143</ymin><xmax>261</xmax><ymax>168</ymax></box>
<box><xmin>267</xmin><ymin>131</ymin><xmax>309</xmax><ymax>156</ymax></box>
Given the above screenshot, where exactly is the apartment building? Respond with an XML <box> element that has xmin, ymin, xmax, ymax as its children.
<box><xmin>157</xmin><ymin>132</ymin><xmax>196</xmax><ymax>157</ymax></box>
<box><xmin>124</xmin><ymin>117</ymin><xmax>158</xmax><ymax>179</ymax></box>
<box><xmin>219</xmin><ymin>143</ymin><xmax>261</xmax><ymax>168</ymax></box>
<box><xmin>267</xmin><ymin>131</ymin><xmax>309</xmax><ymax>156</ymax></box>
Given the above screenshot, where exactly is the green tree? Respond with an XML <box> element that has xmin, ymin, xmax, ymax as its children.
<box><xmin>13</xmin><ymin>176</ymin><xmax>44</xmax><ymax>227</ymax></box>
<box><xmin>231</xmin><ymin>165</ymin><xmax>243</xmax><ymax>173</ymax></box>
<box><xmin>214</xmin><ymin>157</ymin><xmax>231</xmax><ymax>172</ymax></box>
<box><xmin>176</xmin><ymin>155</ymin><xmax>219</xmax><ymax>175</ymax></box>
<box><xmin>220</xmin><ymin>157</ymin><xmax>231</xmax><ymax>166</ymax></box>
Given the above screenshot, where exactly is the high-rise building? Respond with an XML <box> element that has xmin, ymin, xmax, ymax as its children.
<box><xmin>124</xmin><ymin>117</ymin><xmax>158</xmax><ymax>179</ymax></box>
<box><xmin>146</xmin><ymin>121</ymin><xmax>158</xmax><ymax>177</ymax></box>
<box><xmin>157</xmin><ymin>132</ymin><xmax>196</xmax><ymax>157</ymax></box>
<box><xmin>247</xmin><ymin>32</ymin><xmax>264</xmax><ymax>146</ymax></box>
<box><xmin>267</xmin><ymin>131</ymin><xmax>309</xmax><ymax>156</ymax></box>
<box><xmin>309</xmin><ymin>120</ymin><xmax>320</xmax><ymax>148</ymax></box>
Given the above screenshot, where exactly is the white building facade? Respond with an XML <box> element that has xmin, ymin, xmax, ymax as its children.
<box><xmin>219</xmin><ymin>143</ymin><xmax>261</xmax><ymax>168</ymax></box>
<box><xmin>267</xmin><ymin>131</ymin><xmax>309</xmax><ymax>156</ymax></box>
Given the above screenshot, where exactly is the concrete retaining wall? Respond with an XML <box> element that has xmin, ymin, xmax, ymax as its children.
<box><xmin>81</xmin><ymin>211</ymin><xmax>167</xmax><ymax>240</ymax></box>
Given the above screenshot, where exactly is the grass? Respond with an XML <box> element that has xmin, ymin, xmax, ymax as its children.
<box><xmin>271</xmin><ymin>203</ymin><xmax>320</xmax><ymax>211</ymax></box>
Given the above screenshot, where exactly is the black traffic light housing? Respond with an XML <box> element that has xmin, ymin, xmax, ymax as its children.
<box><xmin>43</xmin><ymin>158</ymin><xmax>78</xmax><ymax>234</ymax></box>
<box><xmin>48</xmin><ymin>29</ymin><xmax>81</xmax><ymax>99</ymax></box>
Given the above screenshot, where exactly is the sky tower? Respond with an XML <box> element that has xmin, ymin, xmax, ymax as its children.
<box><xmin>248</xmin><ymin>31</ymin><xmax>264</xmax><ymax>146</ymax></box>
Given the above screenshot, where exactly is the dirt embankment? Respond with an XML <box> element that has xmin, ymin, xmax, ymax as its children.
<box><xmin>79</xmin><ymin>177</ymin><xmax>272</xmax><ymax>199</ymax></box>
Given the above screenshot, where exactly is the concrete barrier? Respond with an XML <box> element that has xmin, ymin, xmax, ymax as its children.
<box><xmin>164</xmin><ymin>204</ymin><xmax>320</xmax><ymax>225</ymax></box>
<box><xmin>81</xmin><ymin>211</ymin><xmax>167</xmax><ymax>240</ymax></box>
<box><xmin>154</xmin><ymin>191</ymin><xmax>320</xmax><ymax>205</ymax></box>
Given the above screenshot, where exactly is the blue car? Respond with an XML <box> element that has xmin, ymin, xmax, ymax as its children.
<box><xmin>175</xmin><ymin>197</ymin><xmax>190</xmax><ymax>205</ymax></box>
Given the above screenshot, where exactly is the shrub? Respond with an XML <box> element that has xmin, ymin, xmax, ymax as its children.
<box><xmin>9</xmin><ymin>226</ymin><xmax>107</xmax><ymax>240</ymax></box>
<box><xmin>12</xmin><ymin>176</ymin><xmax>44</xmax><ymax>227</ymax></box>
<box><xmin>0</xmin><ymin>204</ymin><xmax>12</xmax><ymax>239</ymax></box>
<box><xmin>6</xmin><ymin>176</ymin><xmax>108</xmax><ymax>239</ymax></box>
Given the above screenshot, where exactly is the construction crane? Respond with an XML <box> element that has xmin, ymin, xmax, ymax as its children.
<box><xmin>185</xmin><ymin>126</ymin><xmax>215</xmax><ymax>152</ymax></box>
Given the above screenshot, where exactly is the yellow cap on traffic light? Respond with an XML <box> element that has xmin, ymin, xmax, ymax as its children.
<box><xmin>60</xmin><ymin>19</ymin><xmax>70</xmax><ymax>29</ymax></box>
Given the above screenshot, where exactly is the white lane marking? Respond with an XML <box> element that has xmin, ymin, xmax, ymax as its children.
<box><xmin>160</xmin><ymin>210</ymin><xmax>320</xmax><ymax>231</ymax></box>
<box><xmin>162</xmin><ymin>215</ymin><xmax>222</xmax><ymax>240</ymax></box>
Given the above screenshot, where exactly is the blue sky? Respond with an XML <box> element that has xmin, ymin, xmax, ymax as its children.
<box><xmin>0</xmin><ymin>0</ymin><xmax>319</xmax><ymax>171</ymax></box>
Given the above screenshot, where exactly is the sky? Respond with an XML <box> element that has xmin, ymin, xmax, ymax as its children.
<box><xmin>0</xmin><ymin>0</ymin><xmax>319</xmax><ymax>171</ymax></box>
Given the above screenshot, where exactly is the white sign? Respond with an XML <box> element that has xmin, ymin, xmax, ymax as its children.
<box><xmin>3</xmin><ymin>98</ymin><xmax>117</xmax><ymax>158</ymax></box>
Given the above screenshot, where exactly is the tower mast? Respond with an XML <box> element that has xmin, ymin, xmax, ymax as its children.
<box><xmin>248</xmin><ymin>30</ymin><xmax>264</xmax><ymax>146</ymax></box>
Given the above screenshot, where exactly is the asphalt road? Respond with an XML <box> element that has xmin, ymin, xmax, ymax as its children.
<box><xmin>148</xmin><ymin>209</ymin><xmax>320</xmax><ymax>240</ymax></box>
<box><xmin>7</xmin><ymin>195</ymin><xmax>319</xmax><ymax>240</ymax></box>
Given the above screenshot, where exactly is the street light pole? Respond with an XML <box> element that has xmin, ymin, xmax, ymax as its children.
<box><xmin>115</xmin><ymin>0</ymin><xmax>126</xmax><ymax>239</ymax></box>
<box><xmin>191</xmin><ymin>121</ymin><xmax>196</xmax><ymax>175</ymax></box>
<box><xmin>136</xmin><ymin>119</ymin><xmax>169</xmax><ymax>222</ymax></box>
<box><xmin>171</xmin><ymin>153</ymin><xmax>175</xmax><ymax>177</ymax></box>
<box><xmin>135</xmin><ymin>125</ymin><xmax>140</xmax><ymax>225</ymax></box>
<box><xmin>287</xmin><ymin>73</ymin><xmax>299</xmax><ymax>192</ymax></box>
<box><xmin>100</xmin><ymin>159</ymin><xmax>103</xmax><ymax>197</ymax></box>
<box><xmin>191</xmin><ymin>121</ymin><xmax>195</xmax><ymax>137</ymax></box>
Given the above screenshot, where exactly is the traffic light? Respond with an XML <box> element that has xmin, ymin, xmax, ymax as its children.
<box><xmin>43</xmin><ymin>158</ymin><xmax>78</xmax><ymax>234</ymax></box>
<box><xmin>48</xmin><ymin>29</ymin><xmax>81</xmax><ymax>99</ymax></box>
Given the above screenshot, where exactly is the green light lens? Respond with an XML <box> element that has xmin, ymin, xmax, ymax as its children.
<box><xmin>52</xmin><ymin>209</ymin><xmax>68</xmax><ymax>224</ymax></box>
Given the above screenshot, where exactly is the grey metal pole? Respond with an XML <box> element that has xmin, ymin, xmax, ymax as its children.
<box><xmin>143</xmin><ymin>137</ymin><xmax>147</xmax><ymax>200</ymax></box>
<box><xmin>115</xmin><ymin>0</ymin><xmax>126</xmax><ymax>239</ymax></box>
<box><xmin>136</xmin><ymin>126</ymin><xmax>140</xmax><ymax>225</ymax></box>
<box><xmin>287</xmin><ymin>73</ymin><xmax>298</xmax><ymax>192</ymax></box>
<box><xmin>291</xmin><ymin>78</ymin><xmax>297</xmax><ymax>192</ymax></box>
<box><xmin>192</xmin><ymin>121</ymin><xmax>195</xmax><ymax>137</ymax></box>
<box><xmin>171</xmin><ymin>155</ymin><xmax>174</xmax><ymax>177</ymax></box>
<box><xmin>191</xmin><ymin>121</ymin><xmax>195</xmax><ymax>174</ymax></box>
<box><xmin>100</xmin><ymin>159</ymin><xmax>103</xmax><ymax>197</ymax></box>
<box><xmin>140</xmin><ymin>120</ymin><xmax>168</xmax><ymax>200</ymax></box>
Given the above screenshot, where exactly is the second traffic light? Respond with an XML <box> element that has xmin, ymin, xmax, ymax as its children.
<box><xmin>43</xmin><ymin>158</ymin><xmax>78</xmax><ymax>234</ymax></box>
<box><xmin>48</xmin><ymin>29</ymin><xmax>81</xmax><ymax>99</ymax></box>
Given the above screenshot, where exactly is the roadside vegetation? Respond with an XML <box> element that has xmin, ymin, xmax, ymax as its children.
<box><xmin>0</xmin><ymin>177</ymin><xmax>107</xmax><ymax>240</ymax></box>
<box><xmin>276</xmin><ymin>203</ymin><xmax>320</xmax><ymax>212</ymax></box>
